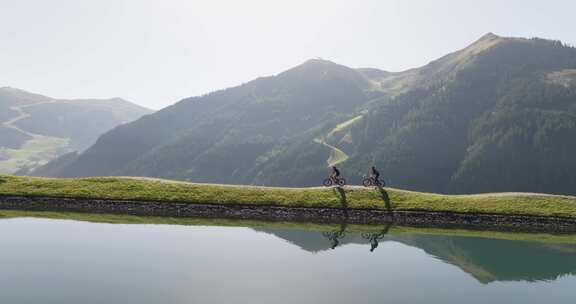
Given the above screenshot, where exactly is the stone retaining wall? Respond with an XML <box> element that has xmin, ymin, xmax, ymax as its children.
<box><xmin>1</xmin><ymin>195</ymin><xmax>576</xmax><ymax>232</ymax></box>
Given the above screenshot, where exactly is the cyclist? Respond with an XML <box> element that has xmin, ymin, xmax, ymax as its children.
<box><xmin>371</xmin><ymin>166</ymin><xmax>381</xmax><ymax>184</ymax></box>
<box><xmin>330</xmin><ymin>166</ymin><xmax>341</xmax><ymax>182</ymax></box>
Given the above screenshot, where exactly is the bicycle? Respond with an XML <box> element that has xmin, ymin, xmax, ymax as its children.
<box><xmin>322</xmin><ymin>176</ymin><xmax>346</xmax><ymax>187</ymax></box>
<box><xmin>361</xmin><ymin>224</ymin><xmax>392</xmax><ymax>252</ymax></box>
<box><xmin>322</xmin><ymin>230</ymin><xmax>346</xmax><ymax>249</ymax></box>
<box><xmin>362</xmin><ymin>175</ymin><xmax>385</xmax><ymax>187</ymax></box>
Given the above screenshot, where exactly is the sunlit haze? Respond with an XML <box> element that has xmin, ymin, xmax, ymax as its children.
<box><xmin>1</xmin><ymin>0</ymin><xmax>574</xmax><ymax>109</ymax></box>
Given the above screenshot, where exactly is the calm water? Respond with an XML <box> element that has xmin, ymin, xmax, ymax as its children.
<box><xmin>1</xmin><ymin>217</ymin><xmax>575</xmax><ymax>304</ymax></box>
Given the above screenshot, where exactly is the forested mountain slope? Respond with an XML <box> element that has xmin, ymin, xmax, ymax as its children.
<box><xmin>42</xmin><ymin>33</ymin><xmax>576</xmax><ymax>195</ymax></box>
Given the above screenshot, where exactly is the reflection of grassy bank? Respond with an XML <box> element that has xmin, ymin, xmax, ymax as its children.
<box><xmin>2</xmin><ymin>209</ymin><xmax>576</xmax><ymax>244</ymax></box>
<box><xmin>1</xmin><ymin>175</ymin><xmax>576</xmax><ymax>219</ymax></box>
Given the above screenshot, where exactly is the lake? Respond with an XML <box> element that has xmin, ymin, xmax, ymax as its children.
<box><xmin>0</xmin><ymin>215</ymin><xmax>575</xmax><ymax>303</ymax></box>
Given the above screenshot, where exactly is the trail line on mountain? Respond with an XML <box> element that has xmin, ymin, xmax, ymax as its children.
<box><xmin>2</xmin><ymin>101</ymin><xmax>56</xmax><ymax>137</ymax></box>
<box><xmin>313</xmin><ymin>138</ymin><xmax>349</xmax><ymax>167</ymax></box>
<box><xmin>0</xmin><ymin>100</ymin><xmax>68</xmax><ymax>174</ymax></box>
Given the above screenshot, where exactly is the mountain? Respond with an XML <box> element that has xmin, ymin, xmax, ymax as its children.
<box><xmin>44</xmin><ymin>59</ymin><xmax>375</xmax><ymax>183</ymax></box>
<box><xmin>40</xmin><ymin>33</ymin><xmax>576</xmax><ymax>195</ymax></box>
<box><xmin>0</xmin><ymin>87</ymin><xmax>152</xmax><ymax>174</ymax></box>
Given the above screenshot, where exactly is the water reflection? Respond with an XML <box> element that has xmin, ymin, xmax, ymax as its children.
<box><xmin>361</xmin><ymin>223</ymin><xmax>392</xmax><ymax>252</ymax></box>
<box><xmin>256</xmin><ymin>226</ymin><xmax>576</xmax><ymax>284</ymax></box>
<box><xmin>0</xmin><ymin>215</ymin><xmax>576</xmax><ymax>304</ymax></box>
<box><xmin>321</xmin><ymin>222</ymin><xmax>347</xmax><ymax>249</ymax></box>
<box><xmin>404</xmin><ymin>235</ymin><xmax>576</xmax><ymax>283</ymax></box>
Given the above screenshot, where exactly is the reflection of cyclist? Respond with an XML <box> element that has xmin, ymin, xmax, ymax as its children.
<box><xmin>330</xmin><ymin>235</ymin><xmax>340</xmax><ymax>249</ymax></box>
<box><xmin>363</xmin><ymin>223</ymin><xmax>392</xmax><ymax>252</ymax></box>
<box><xmin>370</xmin><ymin>238</ymin><xmax>379</xmax><ymax>252</ymax></box>
<box><xmin>322</xmin><ymin>222</ymin><xmax>347</xmax><ymax>250</ymax></box>
<box><xmin>322</xmin><ymin>231</ymin><xmax>345</xmax><ymax>249</ymax></box>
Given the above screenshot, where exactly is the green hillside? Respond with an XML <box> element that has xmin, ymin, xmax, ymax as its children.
<box><xmin>38</xmin><ymin>33</ymin><xmax>576</xmax><ymax>195</ymax></box>
<box><xmin>0</xmin><ymin>87</ymin><xmax>152</xmax><ymax>174</ymax></box>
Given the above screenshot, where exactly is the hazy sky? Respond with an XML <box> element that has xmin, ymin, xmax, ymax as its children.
<box><xmin>1</xmin><ymin>0</ymin><xmax>575</xmax><ymax>109</ymax></box>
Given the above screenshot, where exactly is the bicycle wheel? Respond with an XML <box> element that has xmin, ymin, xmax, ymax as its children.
<box><xmin>362</xmin><ymin>178</ymin><xmax>373</xmax><ymax>187</ymax></box>
<box><xmin>322</xmin><ymin>178</ymin><xmax>333</xmax><ymax>187</ymax></box>
<box><xmin>337</xmin><ymin>178</ymin><xmax>346</xmax><ymax>186</ymax></box>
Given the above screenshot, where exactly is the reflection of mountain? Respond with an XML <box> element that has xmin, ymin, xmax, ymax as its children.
<box><xmin>256</xmin><ymin>229</ymin><xmax>338</xmax><ymax>252</ymax></box>
<box><xmin>256</xmin><ymin>228</ymin><xmax>576</xmax><ymax>283</ymax></box>
<box><xmin>255</xmin><ymin>228</ymin><xmax>369</xmax><ymax>252</ymax></box>
<box><xmin>398</xmin><ymin>235</ymin><xmax>576</xmax><ymax>284</ymax></box>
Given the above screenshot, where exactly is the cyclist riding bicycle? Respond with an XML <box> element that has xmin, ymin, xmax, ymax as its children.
<box><xmin>363</xmin><ymin>166</ymin><xmax>383</xmax><ymax>187</ymax></box>
<box><xmin>371</xmin><ymin>166</ymin><xmax>380</xmax><ymax>183</ymax></box>
<box><xmin>331</xmin><ymin>166</ymin><xmax>341</xmax><ymax>181</ymax></box>
<box><xmin>323</xmin><ymin>166</ymin><xmax>346</xmax><ymax>187</ymax></box>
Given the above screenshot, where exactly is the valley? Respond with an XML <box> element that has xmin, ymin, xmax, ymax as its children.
<box><xmin>0</xmin><ymin>99</ymin><xmax>68</xmax><ymax>173</ymax></box>
<box><xmin>0</xmin><ymin>87</ymin><xmax>152</xmax><ymax>174</ymax></box>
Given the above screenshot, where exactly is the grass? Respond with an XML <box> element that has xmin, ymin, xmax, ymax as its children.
<box><xmin>314</xmin><ymin>115</ymin><xmax>363</xmax><ymax>167</ymax></box>
<box><xmin>0</xmin><ymin>136</ymin><xmax>69</xmax><ymax>174</ymax></box>
<box><xmin>326</xmin><ymin>115</ymin><xmax>363</xmax><ymax>138</ymax></box>
<box><xmin>546</xmin><ymin>69</ymin><xmax>576</xmax><ymax>87</ymax></box>
<box><xmin>325</xmin><ymin>143</ymin><xmax>349</xmax><ymax>166</ymax></box>
<box><xmin>1</xmin><ymin>174</ymin><xmax>576</xmax><ymax>219</ymax></box>
<box><xmin>313</xmin><ymin>138</ymin><xmax>349</xmax><ymax>166</ymax></box>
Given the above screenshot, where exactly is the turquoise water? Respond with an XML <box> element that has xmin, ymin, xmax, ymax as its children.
<box><xmin>0</xmin><ymin>217</ymin><xmax>575</xmax><ymax>303</ymax></box>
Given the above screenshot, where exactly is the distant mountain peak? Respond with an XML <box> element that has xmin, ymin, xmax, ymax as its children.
<box><xmin>478</xmin><ymin>32</ymin><xmax>500</xmax><ymax>41</ymax></box>
<box><xmin>0</xmin><ymin>86</ymin><xmax>44</xmax><ymax>96</ymax></box>
<box><xmin>281</xmin><ymin>58</ymin><xmax>369</xmax><ymax>84</ymax></box>
<box><xmin>301</xmin><ymin>58</ymin><xmax>338</xmax><ymax>65</ymax></box>
<box><xmin>290</xmin><ymin>58</ymin><xmax>344</xmax><ymax>72</ymax></box>
<box><xmin>466</xmin><ymin>32</ymin><xmax>507</xmax><ymax>51</ymax></box>
<box><xmin>0</xmin><ymin>86</ymin><xmax>53</xmax><ymax>104</ymax></box>
<box><xmin>426</xmin><ymin>32</ymin><xmax>508</xmax><ymax>72</ymax></box>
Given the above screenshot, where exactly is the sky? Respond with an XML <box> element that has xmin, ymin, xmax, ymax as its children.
<box><xmin>0</xmin><ymin>0</ymin><xmax>575</xmax><ymax>109</ymax></box>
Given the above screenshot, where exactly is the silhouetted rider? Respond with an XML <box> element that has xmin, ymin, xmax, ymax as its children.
<box><xmin>331</xmin><ymin>166</ymin><xmax>341</xmax><ymax>180</ymax></box>
<box><xmin>371</xmin><ymin>166</ymin><xmax>380</xmax><ymax>182</ymax></box>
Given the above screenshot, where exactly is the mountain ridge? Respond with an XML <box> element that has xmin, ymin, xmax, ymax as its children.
<box><xmin>36</xmin><ymin>33</ymin><xmax>576</xmax><ymax>195</ymax></box>
<box><xmin>0</xmin><ymin>87</ymin><xmax>153</xmax><ymax>174</ymax></box>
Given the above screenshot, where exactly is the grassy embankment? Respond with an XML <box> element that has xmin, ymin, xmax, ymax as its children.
<box><xmin>1</xmin><ymin>174</ymin><xmax>576</xmax><ymax>218</ymax></box>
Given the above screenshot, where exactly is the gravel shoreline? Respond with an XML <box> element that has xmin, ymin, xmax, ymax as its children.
<box><xmin>1</xmin><ymin>195</ymin><xmax>576</xmax><ymax>233</ymax></box>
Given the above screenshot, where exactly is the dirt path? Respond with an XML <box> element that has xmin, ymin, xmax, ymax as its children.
<box><xmin>0</xmin><ymin>100</ymin><xmax>66</xmax><ymax>174</ymax></box>
<box><xmin>2</xmin><ymin>101</ymin><xmax>55</xmax><ymax>137</ymax></box>
<box><xmin>313</xmin><ymin>138</ymin><xmax>349</xmax><ymax>167</ymax></box>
